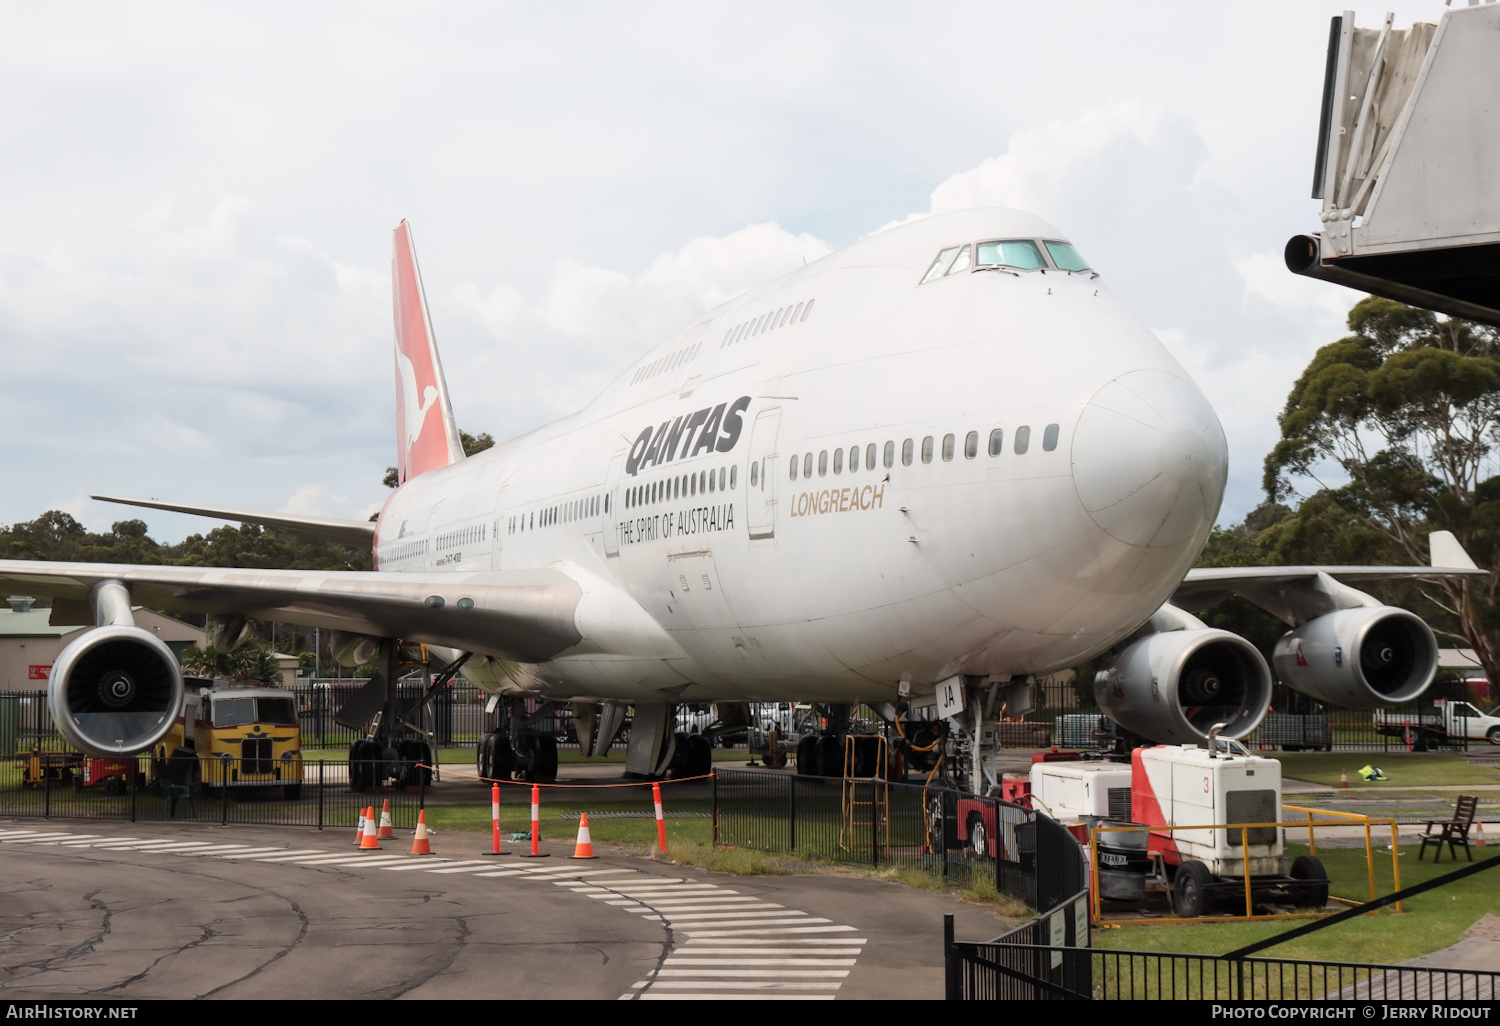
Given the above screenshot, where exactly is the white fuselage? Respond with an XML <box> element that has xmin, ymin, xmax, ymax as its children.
<box><xmin>372</xmin><ymin>209</ymin><xmax>1228</xmax><ymax>705</ymax></box>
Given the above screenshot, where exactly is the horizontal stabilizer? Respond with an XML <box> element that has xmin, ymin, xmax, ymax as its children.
<box><xmin>1429</xmin><ymin>531</ymin><xmax>1480</xmax><ymax>571</ymax></box>
<box><xmin>91</xmin><ymin>494</ymin><xmax>376</xmax><ymax>548</ymax></box>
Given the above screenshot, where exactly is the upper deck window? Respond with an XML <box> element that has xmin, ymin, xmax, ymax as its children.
<box><xmin>920</xmin><ymin>246</ymin><xmax>961</xmax><ymax>284</ymax></box>
<box><xmin>976</xmin><ymin>239</ymin><xmax>1045</xmax><ymax>270</ymax></box>
<box><xmin>1043</xmin><ymin>240</ymin><xmax>1091</xmax><ymax>272</ymax></box>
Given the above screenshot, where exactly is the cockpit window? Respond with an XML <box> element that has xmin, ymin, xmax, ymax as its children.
<box><xmin>946</xmin><ymin>245</ymin><xmax>971</xmax><ymax>275</ymax></box>
<box><xmin>1043</xmin><ymin>240</ymin><xmax>1091</xmax><ymax>272</ymax></box>
<box><xmin>920</xmin><ymin>246</ymin><xmax>961</xmax><ymax>284</ymax></box>
<box><xmin>976</xmin><ymin>239</ymin><xmax>1045</xmax><ymax>270</ymax></box>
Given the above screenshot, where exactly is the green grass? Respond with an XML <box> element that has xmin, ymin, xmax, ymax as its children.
<box><xmin>1275</xmin><ymin>752</ymin><xmax>1500</xmax><ymax>789</ymax></box>
<box><xmin>1100</xmin><ymin>843</ymin><xmax>1500</xmax><ymax>966</ymax></box>
<box><xmin>422</xmin><ymin>798</ymin><xmax>714</xmax><ymax>849</ymax></box>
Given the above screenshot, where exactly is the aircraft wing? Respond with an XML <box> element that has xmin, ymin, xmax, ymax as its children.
<box><xmin>0</xmin><ymin>560</ymin><xmax>584</xmax><ymax>663</ymax></box>
<box><xmin>91</xmin><ymin>494</ymin><xmax>377</xmax><ymax>548</ymax></box>
<box><xmin>1172</xmin><ymin>531</ymin><xmax>1488</xmax><ymax>625</ymax></box>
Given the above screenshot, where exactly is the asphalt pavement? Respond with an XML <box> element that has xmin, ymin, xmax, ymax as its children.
<box><xmin>0</xmin><ymin>818</ymin><xmax>1013</xmax><ymax>1000</ymax></box>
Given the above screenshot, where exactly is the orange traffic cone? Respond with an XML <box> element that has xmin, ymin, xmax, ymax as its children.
<box><xmin>568</xmin><ymin>813</ymin><xmax>599</xmax><ymax>859</ymax></box>
<box><xmin>378</xmin><ymin>799</ymin><xmax>397</xmax><ymax>840</ymax></box>
<box><xmin>1340</xmin><ymin>769</ymin><xmax>1349</xmax><ymax>789</ymax></box>
<box><xmin>411</xmin><ymin>810</ymin><xmax>433</xmax><ymax>855</ymax></box>
<box><xmin>360</xmin><ymin>807</ymin><xmax>382</xmax><ymax>850</ymax></box>
<box><xmin>354</xmin><ymin>807</ymin><xmax>367</xmax><ymax>845</ymax></box>
<box><xmin>1476</xmin><ymin>820</ymin><xmax>1487</xmax><ymax>847</ymax></box>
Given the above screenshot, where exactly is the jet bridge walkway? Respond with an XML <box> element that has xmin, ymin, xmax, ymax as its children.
<box><xmin>1287</xmin><ymin>4</ymin><xmax>1500</xmax><ymax>326</ymax></box>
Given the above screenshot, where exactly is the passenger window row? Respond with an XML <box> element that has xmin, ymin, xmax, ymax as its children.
<box><xmin>787</xmin><ymin>423</ymin><xmax>1062</xmax><ymax>481</ymax></box>
<box><xmin>631</xmin><ymin>341</ymin><xmax>703</xmax><ymax>387</ymax></box>
<box><xmin>508</xmin><ymin>493</ymin><xmax>609</xmax><ymax>535</ymax></box>
<box><xmin>720</xmin><ymin>298</ymin><xmax>815</xmax><ymax>349</ymax></box>
<box><xmin>625</xmin><ymin>464</ymin><xmax>738</xmax><ymax>509</ymax></box>
<box><xmin>381</xmin><ymin>539</ymin><xmax>429</xmax><ymax>564</ymax></box>
<box><xmin>435</xmin><ymin>523</ymin><xmax>486</xmax><ymax>551</ymax></box>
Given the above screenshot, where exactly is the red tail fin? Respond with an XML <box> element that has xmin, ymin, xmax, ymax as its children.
<box><xmin>392</xmin><ymin>220</ymin><xmax>463</xmax><ymax>485</ymax></box>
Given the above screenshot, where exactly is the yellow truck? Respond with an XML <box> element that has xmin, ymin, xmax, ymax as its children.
<box><xmin>156</xmin><ymin>680</ymin><xmax>304</xmax><ymax>799</ymax></box>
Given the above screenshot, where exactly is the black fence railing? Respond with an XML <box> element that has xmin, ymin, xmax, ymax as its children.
<box><xmin>948</xmin><ymin>851</ymin><xmax>1500</xmax><ymax>1000</ymax></box>
<box><xmin>945</xmin><ymin>888</ymin><xmax>1093</xmax><ymax>1000</ymax></box>
<box><xmin>1029</xmin><ymin>679</ymin><xmax>1480</xmax><ymax>753</ymax></box>
<box><xmin>713</xmin><ymin>769</ymin><xmax>1088</xmax><ymax>912</ymax></box>
<box><xmin>0</xmin><ymin>755</ymin><xmax>425</xmax><ymax>830</ymax></box>
<box><xmin>971</xmin><ymin>947</ymin><xmax>1500</xmax><ymax>1000</ymax></box>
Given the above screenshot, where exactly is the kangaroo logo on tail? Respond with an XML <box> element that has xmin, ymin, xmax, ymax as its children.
<box><xmin>391</xmin><ymin>220</ymin><xmax>464</xmax><ymax>486</ymax></box>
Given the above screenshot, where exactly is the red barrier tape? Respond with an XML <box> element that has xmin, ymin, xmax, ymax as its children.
<box><xmin>412</xmin><ymin>764</ymin><xmax>715</xmax><ymax>788</ymax></box>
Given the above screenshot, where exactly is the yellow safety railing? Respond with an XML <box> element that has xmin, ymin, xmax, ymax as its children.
<box><xmin>1089</xmin><ymin>806</ymin><xmax>1402</xmax><ymax>927</ymax></box>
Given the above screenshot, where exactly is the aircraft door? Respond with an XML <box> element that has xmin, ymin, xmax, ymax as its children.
<box><xmin>491</xmin><ymin>486</ymin><xmax>509</xmax><ymax>569</ymax></box>
<box><xmin>745</xmin><ymin>407</ymin><xmax>781</xmax><ymax>539</ymax></box>
<box><xmin>602</xmin><ymin>450</ymin><xmax>626</xmax><ymax>557</ymax></box>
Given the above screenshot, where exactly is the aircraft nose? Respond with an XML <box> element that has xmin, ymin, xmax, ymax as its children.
<box><xmin>1071</xmin><ymin>369</ymin><xmax>1227</xmax><ymax>549</ymax></box>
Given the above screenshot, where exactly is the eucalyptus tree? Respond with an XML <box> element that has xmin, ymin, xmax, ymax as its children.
<box><xmin>1264</xmin><ymin>296</ymin><xmax>1500</xmax><ymax>685</ymax></box>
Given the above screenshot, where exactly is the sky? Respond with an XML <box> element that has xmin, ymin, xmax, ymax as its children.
<box><xmin>0</xmin><ymin>1</ymin><xmax>1453</xmax><ymax>542</ymax></box>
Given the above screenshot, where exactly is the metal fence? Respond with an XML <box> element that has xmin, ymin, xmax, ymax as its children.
<box><xmin>0</xmin><ymin>754</ymin><xmax>426</xmax><ymax>830</ymax></box>
<box><xmin>0</xmin><ymin>682</ymin><xmax>497</xmax><ymax>754</ymax></box>
<box><xmin>1030</xmin><ymin>678</ymin><xmax>1481</xmax><ymax>753</ymax></box>
<box><xmin>945</xmin><ymin>890</ymin><xmax>1093</xmax><ymax>999</ymax></box>
<box><xmin>713</xmin><ymin>769</ymin><xmax>1088</xmax><ymax>912</ymax></box>
<box><xmin>948</xmin><ymin>945</ymin><xmax>1500</xmax><ymax>1001</ymax></box>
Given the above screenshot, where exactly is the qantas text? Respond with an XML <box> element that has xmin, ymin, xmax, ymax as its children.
<box><xmin>626</xmin><ymin>397</ymin><xmax>751</xmax><ymax>477</ymax></box>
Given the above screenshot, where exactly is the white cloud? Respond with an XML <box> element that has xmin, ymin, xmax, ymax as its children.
<box><xmin>640</xmin><ymin>222</ymin><xmax>831</xmax><ymax>310</ymax></box>
<box><xmin>281</xmin><ymin>484</ymin><xmax>350</xmax><ymax>518</ymax></box>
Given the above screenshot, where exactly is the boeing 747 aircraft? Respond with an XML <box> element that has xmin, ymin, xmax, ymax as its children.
<box><xmin>0</xmin><ymin>208</ymin><xmax>1482</xmax><ymax>793</ymax></box>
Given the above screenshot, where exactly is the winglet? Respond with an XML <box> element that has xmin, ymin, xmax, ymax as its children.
<box><xmin>1429</xmin><ymin>531</ymin><xmax>1480</xmax><ymax>570</ymax></box>
<box><xmin>392</xmin><ymin>220</ymin><xmax>465</xmax><ymax>486</ymax></box>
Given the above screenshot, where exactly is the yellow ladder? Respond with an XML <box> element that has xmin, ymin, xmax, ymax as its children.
<box><xmin>839</xmin><ymin>734</ymin><xmax>890</xmax><ymax>855</ymax></box>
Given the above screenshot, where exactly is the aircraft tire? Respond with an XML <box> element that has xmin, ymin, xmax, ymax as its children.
<box><xmin>686</xmin><ymin>734</ymin><xmax>712</xmax><ymax>777</ymax></box>
<box><xmin>349</xmin><ymin>739</ymin><xmax>380</xmax><ymax>792</ymax></box>
<box><xmin>477</xmin><ymin>733</ymin><xmax>495</xmax><ymax>780</ymax></box>
<box><xmin>814</xmin><ymin>735</ymin><xmax>842</xmax><ymax>778</ymax></box>
<box><xmin>795</xmin><ymin>735</ymin><xmax>818</xmax><ymax>775</ymax></box>
<box><xmin>494</xmin><ymin>734</ymin><xmax>515</xmax><ymax>779</ymax></box>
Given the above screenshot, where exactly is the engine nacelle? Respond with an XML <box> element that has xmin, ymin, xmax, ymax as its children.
<box><xmin>1273</xmin><ymin>607</ymin><xmax>1437</xmax><ymax>708</ymax></box>
<box><xmin>48</xmin><ymin>625</ymin><xmax>184</xmax><ymax>757</ymax></box>
<box><xmin>1094</xmin><ymin>628</ymin><xmax>1272</xmax><ymax>744</ymax></box>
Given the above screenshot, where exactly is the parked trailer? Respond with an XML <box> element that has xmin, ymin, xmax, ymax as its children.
<box><xmin>1373</xmin><ymin>699</ymin><xmax>1500</xmax><ymax>750</ymax></box>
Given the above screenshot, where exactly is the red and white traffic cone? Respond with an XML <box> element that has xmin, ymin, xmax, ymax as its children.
<box><xmin>569</xmin><ymin>813</ymin><xmax>599</xmax><ymax>859</ymax></box>
<box><xmin>378</xmin><ymin>799</ymin><xmax>397</xmax><ymax>840</ymax></box>
<box><xmin>354</xmin><ymin>807</ymin><xmax>367</xmax><ymax>845</ymax></box>
<box><xmin>1340</xmin><ymin>769</ymin><xmax>1349</xmax><ymax>789</ymax></box>
<box><xmin>411</xmin><ymin>810</ymin><xmax>433</xmax><ymax>855</ymax></box>
<box><xmin>1476</xmin><ymin>820</ymin><xmax>1487</xmax><ymax>847</ymax></box>
<box><xmin>360</xmin><ymin>807</ymin><xmax>382</xmax><ymax>850</ymax></box>
<box><xmin>652</xmin><ymin>782</ymin><xmax>668</xmax><ymax>856</ymax></box>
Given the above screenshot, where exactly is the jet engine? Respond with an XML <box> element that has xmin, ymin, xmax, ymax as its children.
<box><xmin>1273</xmin><ymin>607</ymin><xmax>1437</xmax><ymax>708</ymax></box>
<box><xmin>1094</xmin><ymin>624</ymin><xmax>1273</xmax><ymax>745</ymax></box>
<box><xmin>48</xmin><ymin>624</ymin><xmax>184</xmax><ymax>758</ymax></box>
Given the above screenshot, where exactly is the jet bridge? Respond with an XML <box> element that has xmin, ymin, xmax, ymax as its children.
<box><xmin>1286</xmin><ymin>4</ymin><xmax>1500</xmax><ymax>327</ymax></box>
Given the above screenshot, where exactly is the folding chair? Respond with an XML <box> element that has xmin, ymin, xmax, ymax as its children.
<box><xmin>1419</xmin><ymin>795</ymin><xmax>1478</xmax><ymax>862</ymax></box>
